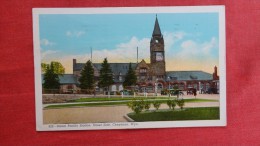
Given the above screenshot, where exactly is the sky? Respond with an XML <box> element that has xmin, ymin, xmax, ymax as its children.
<box><xmin>39</xmin><ymin>13</ymin><xmax>219</xmax><ymax>74</ymax></box>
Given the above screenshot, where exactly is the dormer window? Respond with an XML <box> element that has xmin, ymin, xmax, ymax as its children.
<box><xmin>140</xmin><ymin>68</ymin><xmax>147</xmax><ymax>73</ymax></box>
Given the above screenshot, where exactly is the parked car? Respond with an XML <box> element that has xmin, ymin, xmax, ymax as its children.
<box><xmin>120</xmin><ymin>90</ymin><xmax>134</xmax><ymax>95</ymax></box>
<box><xmin>161</xmin><ymin>89</ymin><xmax>168</xmax><ymax>95</ymax></box>
<box><xmin>187</xmin><ymin>87</ymin><xmax>196</xmax><ymax>95</ymax></box>
<box><xmin>168</xmin><ymin>89</ymin><xmax>184</xmax><ymax>96</ymax></box>
<box><xmin>206</xmin><ymin>87</ymin><xmax>218</xmax><ymax>94</ymax></box>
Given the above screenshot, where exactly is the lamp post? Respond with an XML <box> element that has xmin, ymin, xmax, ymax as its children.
<box><xmin>155</xmin><ymin>78</ymin><xmax>158</xmax><ymax>96</ymax></box>
<box><xmin>94</xmin><ymin>86</ymin><xmax>98</xmax><ymax>97</ymax></box>
<box><xmin>167</xmin><ymin>76</ymin><xmax>171</xmax><ymax>97</ymax></box>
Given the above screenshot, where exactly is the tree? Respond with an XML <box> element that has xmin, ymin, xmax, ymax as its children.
<box><xmin>41</xmin><ymin>61</ymin><xmax>65</xmax><ymax>74</ymax></box>
<box><xmin>41</xmin><ymin>63</ymin><xmax>48</xmax><ymax>73</ymax></box>
<box><xmin>123</xmin><ymin>63</ymin><xmax>137</xmax><ymax>88</ymax></box>
<box><xmin>43</xmin><ymin>62</ymin><xmax>60</xmax><ymax>90</ymax></box>
<box><xmin>79</xmin><ymin>60</ymin><xmax>95</xmax><ymax>93</ymax></box>
<box><xmin>98</xmin><ymin>58</ymin><xmax>114</xmax><ymax>91</ymax></box>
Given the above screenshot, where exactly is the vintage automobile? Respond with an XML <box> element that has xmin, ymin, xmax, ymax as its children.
<box><xmin>168</xmin><ymin>89</ymin><xmax>184</xmax><ymax>97</ymax></box>
<box><xmin>120</xmin><ymin>89</ymin><xmax>134</xmax><ymax>95</ymax></box>
<box><xmin>187</xmin><ymin>87</ymin><xmax>196</xmax><ymax>95</ymax></box>
<box><xmin>206</xmin><ymin>87</ymin><xmax>218</xmax><ymax>94</ymax></box>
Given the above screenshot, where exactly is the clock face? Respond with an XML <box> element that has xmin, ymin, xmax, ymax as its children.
<box><xmin>156</xmin><ymin>52</ymin><xmax>163</xmax><ymax>61</ymax></box>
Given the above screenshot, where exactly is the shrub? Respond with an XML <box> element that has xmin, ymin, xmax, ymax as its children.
<box><xmin>127</xmin><ymin>101</ymin><xmax>133</xmax><ymax>109</ymax></box>
<box><xmin>127</xmin><ymin>98</ymin><xmax>144</xmax><ymax>114</ymax></box>
<box><xmin>153</xmin><ymin>101</ymin><xmax>161</xmax><ymax>110</ymax></box>
<box><xmin>167</xmin><ymin>99</ymin><xmax>176</xmax><ymax>110</ymax></box>
<box><xmin>176</xmin><ymin>98</ymin><xmax>185</xmax><ymax>109</ymax></box>
<box><xmin>171</xmin><ymin>100</ymin><xmax>176</xmax><ymax>110</ymax></box>
<box><xmin>167</xmin><ymin>100</ymin><xmax>172</xmax><ymax>109</ymax></box>
<box><xmin>144</xmin><ymin>101</ymin><xmax>151</xmax><ymax>111</ymax></box>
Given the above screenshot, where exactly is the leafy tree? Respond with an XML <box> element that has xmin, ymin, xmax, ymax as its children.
<box><xmin>123</xmin><ymin>63</ymin><xmax>137</xmax><ymax>87</ymax></box>
<box><xmin>41</xmin><ymin>61</ymin><xmax>65</xmax><ymax>74</ymax></box>
<box><xmin>43</xmin><ymin>62</ymin><xmax>60</xmax><ymax>89</ymax></box>
<box><xmin>98</xmin><ymin>58</ymin><xmax>114</xmax><ymax>90</ymax></box>
<box><xmin>41</xmin><ymin>63</ymin><xmax>48</xmax><ymax>73</ymax></box>
<box><xmin>79</xmin><ymin>60</ymin><xmax>95</xmax><ymax>92</ymax></box>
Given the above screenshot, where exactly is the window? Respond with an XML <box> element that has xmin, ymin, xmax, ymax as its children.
<box><xmin>67</xmin><ymin>85</ymin><xmax>73</xmax><ymax>89</ymax></box>
<box><xmin>140</xmin><ymin>68</ymin><xmax>147</xmax><ymax>73</ymax></box>
<box><xmin>157</xmin><ymin>83</ymin><xmax>163</xmax><ymax>89</ymax></box>
<box><xmin>156</xmin><ymin>52</ymin><xmax>163</xmax><ymax>61</ymax></box>
<box><xmin>179</xmin><ymin>83</ymin><xmax>184</xmax><ymax>90</ymax></box>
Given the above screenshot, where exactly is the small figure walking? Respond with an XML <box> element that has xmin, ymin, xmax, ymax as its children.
<box><xmin>193</xmin><ymin>88</ymin><xmax>197</xmax><ymax>98</ymax></box>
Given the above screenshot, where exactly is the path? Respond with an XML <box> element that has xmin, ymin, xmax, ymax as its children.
<box><xmin>43</xmin><ymin>97</ymin><xmax>219</xmax><ymax>124</ymax></box>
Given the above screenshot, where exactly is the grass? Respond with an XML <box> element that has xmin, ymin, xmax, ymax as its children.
<box><xmin>45</xmin><ymin>98</ymin><xmax>218</xmax><ymax>109</ymax></box>
<box><xmin>128</xmin><ymin>107</ymin><xmax>220</xmax><ymax>121</ymax></box>
<box><xmin>69</xmin><ymin>97</ymin><xmax>168</xmax><ymax>102</ymax></box>
<box><xmin>46</xmin><ymin>102</ymin><xmax>127</xmax><ymax>108</ymax></box>
<box><xmin>69</xmin><ymin>97</ymin><xmax>217</xmax><ymax>103</ymax></box>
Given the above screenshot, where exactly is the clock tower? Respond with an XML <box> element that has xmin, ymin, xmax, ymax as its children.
<box><xmin>150</xmin><ymin>15</ymin><xmax>166</xmax><ymax>79</ymax></box>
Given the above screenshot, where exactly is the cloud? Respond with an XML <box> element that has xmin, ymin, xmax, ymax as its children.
<box><xmin>66</xmin><ymin>31</ymin><xmax>85</xmax><ymax>37</ymax></box>
<box><xmin>42</xmin><ymin>32</ymin><xmax>217</xmax><ymax>74</ymax></box>
<box><xmin>42</xmin><ymin>32</ymin><xmax>186</xmax><ymax>73</ymax></box>
<box><xmin>163</xmin><ymin>31</ymin><xmax>186</xmax><ymax>51</ymax></box>
<box><xmin>176</xmin><ymin>37</ymin><xmax>217</xmax><ymax>58</ymax></box>
<box><xmin>41</xmin><ymin>50</ymin><xmax>59</xmax><ymax>59</ymax></box>
<box><xmin>40</xmin><ymin>39</ymin><xmax>54</xmax><ymax>46</ymax></box>
<box><xmin>90</xmin><ymin>32</ymin><xmax>185</xmax><ymax>63</ymax></box>
<box><xmin>165</xmin><ymin>37</ymin><xmax>219</xmax><ymax>73</ymax></box>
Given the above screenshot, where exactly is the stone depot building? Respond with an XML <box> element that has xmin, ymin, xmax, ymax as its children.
<box><xmin>44</xmin><ymin>16</ymin><xmax>219</xmax><ymax>94</ymax></box>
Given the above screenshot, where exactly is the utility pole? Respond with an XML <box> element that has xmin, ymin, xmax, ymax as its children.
<box><xmin>137</xmin><ymin>47</ymin><xmax>138</xmax><ymax>64</ymax></box>
<box><xmin>90</xmin><ymin>47</ymin><xmax>92</xmax><ymax>62</ymax></box>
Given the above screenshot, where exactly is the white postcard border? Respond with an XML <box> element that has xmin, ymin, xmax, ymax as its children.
<box><xmin>33</xmin><ymin>6</ymin><xmax>226</xmax><ymax>131</ymax></box>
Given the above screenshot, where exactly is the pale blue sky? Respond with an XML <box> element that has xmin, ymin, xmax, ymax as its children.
<box><xmin>39</xmin><ymin>13</ymin><xmax>219</xmax><ymax>73</ymax></box>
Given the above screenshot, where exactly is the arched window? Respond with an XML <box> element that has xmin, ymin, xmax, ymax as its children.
<box><xmin>157</xmin><ymin>83</ymin><xmax>163</xmax><ymax>89</ymax></box>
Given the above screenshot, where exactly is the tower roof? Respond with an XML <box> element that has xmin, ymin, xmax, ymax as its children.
<box><xmin>152</xmin><ymin>15</ymin><xmax>162</xmax><ymax>36</ymax></box>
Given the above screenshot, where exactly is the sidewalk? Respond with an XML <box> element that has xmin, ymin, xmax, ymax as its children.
<box><xmin>43</xmin><ymin>94</ymin><xmax>219</xmax><ymax>124</ymax></box>
<box><xmin>43</xmin><ymin>94</ymin><xmax>219</xmax><ymax>108</ymax></box>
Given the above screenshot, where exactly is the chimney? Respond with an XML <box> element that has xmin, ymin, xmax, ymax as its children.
<box><xmin>213</xmin><ymin>66</ymin><xmax>219</xmax><ymax>80</ymax></box>
<box><xmin>214</xmin><ymin>66</ymin><xmax>217</xmax><ymax>76</ymax></box>
<box><xmin>73</xmin><ymin>59</ymin><xmax>76</xmax><ymax>71</ymax></box>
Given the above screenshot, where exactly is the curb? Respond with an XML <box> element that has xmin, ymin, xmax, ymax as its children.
<box><xmin>124</xmin><ymin>114</ymin><xmax>135</xmax><ymax>122</ymax></box>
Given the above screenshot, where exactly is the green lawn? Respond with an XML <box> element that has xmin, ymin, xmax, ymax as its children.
<box><xmin>45</xmin><ymin>98</ymin><xmax>217</xmax><ymax>109</ymax></box>
<box><xmin>69</xmin><ymin>97</ymin><xmax>217</xmax><ymax>103</ymax></box>
<box><xmin>128</xmin><ymin>107</ymin><xmax>220</xmax><ymax>121</ymax></box>
<box><xmin>46</xmin><ymin>102</ymin><xmax>127</xmax><ymax>108</ymax></box>
<box><xmin>69</xmin><ymin>97</ymin><xmax>168</xmax><ymax>102</ymax></box>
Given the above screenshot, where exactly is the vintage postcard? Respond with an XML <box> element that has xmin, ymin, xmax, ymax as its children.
<box><xmin>33</xmin><ymin>6</ymin><xmax>226</xmax><ymax>131</ymax></box>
